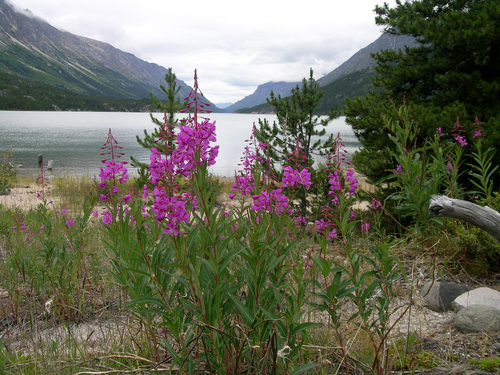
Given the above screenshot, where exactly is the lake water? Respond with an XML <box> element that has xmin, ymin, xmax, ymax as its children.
<box><xmin>0</xmin><ymin>111</ymin><xmax>360</xmax><ymax>178</ymax></box>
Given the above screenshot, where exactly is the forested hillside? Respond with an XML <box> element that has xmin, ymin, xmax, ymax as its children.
<box><xmin>0</xmin><ymin>72</ymin><xmax>155</xmax><ymax>111</ymax></box>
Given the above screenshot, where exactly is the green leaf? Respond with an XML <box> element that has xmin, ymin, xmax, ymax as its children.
<box><xmin>290</xmin><ymin>363</ymin><xmax>323</xmax><ymax>375</ymax></box>
<box><xmin>228</xmin><ymin>294</ymin><xmax>254</xmax><ymax>325</ymax></box>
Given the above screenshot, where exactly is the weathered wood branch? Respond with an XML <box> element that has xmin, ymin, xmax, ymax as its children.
<box><xmin>429</xmin><ymin>194</ymin><xmax>500</xmax><ymax>243</ymax></box>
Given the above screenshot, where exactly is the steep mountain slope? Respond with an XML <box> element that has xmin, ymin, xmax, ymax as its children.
<box><xmin>317</xmin><ymin>33</ymin><xmax>417</xmax><ymax>87</ymax></box>
<box><xmin>224</xmin><ymin>81</ymin><xmax>300</xmax><ymax>113</ymax></box>
<box><xmin>0</xmin><ymin>0</ymin><xmax>193</xmax><ymax>101</ymax></box>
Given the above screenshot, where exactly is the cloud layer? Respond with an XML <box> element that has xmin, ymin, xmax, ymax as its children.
<box><xmin>8</xmin><ymin>0</ymin><xmax>395</xmax><ymax>103</ymax></box>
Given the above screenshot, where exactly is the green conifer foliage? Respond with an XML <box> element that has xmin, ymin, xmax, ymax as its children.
<box><xmin>255</xmin><ymin>68</ymin><xmax>340</xmax><ymax>216</ymax></box>
<box><xmin>345</xmin><ymin>0</ymin><xmax>500</xmax><ymax>186</ymax></box>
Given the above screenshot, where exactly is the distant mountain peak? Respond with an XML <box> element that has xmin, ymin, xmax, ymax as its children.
<box><xmin>224</xmin><ymin>81</ymin><xmax>299</xmax><ymax>113</ymax></box>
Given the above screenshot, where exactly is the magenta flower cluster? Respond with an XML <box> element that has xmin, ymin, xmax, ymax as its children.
<box><xmin>174</xmin><ymin>119</ymin><xmax>219</xmax><ymax>177</ymax></box>
<box><xmin>282</xmin><ymin>166</ymin><xmax>311</xmax><ymax>188</ymax></box>
<box><xmin>455</xmin><ymin>135</ymin><xmax>467</xmax><ymax>148</ymax></box>
<box><xmin>328</xmin><ymin>169</ymin><xmax>358</xmax><ymax>199</ymax></box>
<box><xmin>147</xmin><ymin>115</ymin><xmax>218</xmax><ymax>236</ymax></box>
<box><xmin>99</xmin><ymin>160</ymin><xmax>129</xmax><ymax>186</ymax></box>
<box><xmin>251</xmin><ymin>188</ymin><xmax>289</xmax><ymax>216</ymax></box>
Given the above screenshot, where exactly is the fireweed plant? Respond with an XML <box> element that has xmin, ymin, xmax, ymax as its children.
<box><xmin>100</xmin><ymin>71</ymin><xmax>320</xmax><ymax>374</ymax></box>
<box><xmin>381</xmin><ymin>104</ymin><xmax>497</xmax><ymax>239</ymax></box>
<box><xmin>100</xmin><ymin>73</ymin><xmax>415</xmax><ymax>375</ymax></box>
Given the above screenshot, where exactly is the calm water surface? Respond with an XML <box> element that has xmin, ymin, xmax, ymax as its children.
<box><xmin>0</xmin><ymin>111</ymin><xmax>359</xmax><ymax>178</ymax></box>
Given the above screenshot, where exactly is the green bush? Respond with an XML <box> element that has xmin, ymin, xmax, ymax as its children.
<box><xmin>0</xmin><ymin>151</ymin><xmax>15</xmax><ymax>195</ymax></box>
<box><xmin>454</xmin><ymin>192</ymin><xmax>500</xmax><ymax>274</ymax></box>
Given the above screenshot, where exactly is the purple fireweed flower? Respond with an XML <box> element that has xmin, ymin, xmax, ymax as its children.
<box><xmin>91</xmin><ymin>209</ymin><xmax>99</xmax><ymax>218</ymax></box>
<box><xmin>123</xmin><ymin>194</ymin><xmax>131</xmax><ymax>203</ymax></box>
<box><xmin>282</xmin><ymin>166</ymin><xmax>311</xmax><ymax>188</ymax></box>
<box><xmin>61</xmin><ymin>208</ymin><xmax>67</xmax><ymax>215</ymax></box>
<box><xmin>455</xmin><ymin>135</ymin><xmax>467</xmax><ymax>147</ymax></box>
<box><xmin>151</xmin><ymin>186</ymin><xmax>190</xmax><ymax>236</ymax></box>
<box><xmin>361</xmin><ymin>222</ymin><xmax>370</xmax><ymax>233</ymax></box>
<box><xmin>251</xmin><ymin>188</ymin><xmax>289</xmax><ymax>215</ymax></box>
<box><xmin>113</xmin><ymin>186</ymin><xmax>119</xmax><ymax>194</ymax></box>
<box><xmin>348</xmin><ymin>210</ymin><xmax>356</xmax><ymax>222</ymax></box>
<box><xmin>141</xmin><ymin>204</ymin><xmax>149</xmax><ymax>218</ymax></box>
<box><xmin>173</xmin><ymin>118</ymin><xmax>219</xmax><ymax>176</ymax></box>
<box><xmin>473</xmin><ymin>116</ymin><xmax>484</xmax><ymax>139</ymax></box>
<box><xmin>231</xmin><ymin>175</ymin><xmax>255</xmax><ymax>197</ymax></box>
<box><xmin>40</xmin><ymin>224</ymin><xmax>45</xmax><ymax>235</ymax></box>
<box><xmin>371</xmin><ymin>200</ymin><xmax>382</xmax><ymax>211</ymax></box>
<box><xmin>66</xmin><ymin>219</ymin><xmax>75</xmax><ymax>226</ymax></box>
<box><xmin>346</xmin><ymin>170</ymin><xmax>358</xmax><ymax>194</ymax></box>
<box><xmin>436</xmin><ymin>127</ymin><xmax>442</xmax><ymax>134</ymax></box>
<box><xmin>102</xmin><ymin>210</ymin><xmax>113</xmax><ymax>225</ymax></box>
<box><xmin>100</xmin><ymin>194</ymin><xmax>108</xmax><ymax>201</ymax></box>
<box><xmin>452</xmin><ymin>117</ymin><xmax>464</xmax><ymax>135</ymax></box>
<box><xmin>99</xmin><ymin>160</ymin><xmax>129</xmax><ymax>184</ymax></box>
<box><xmin>149</xmin><ymin>147</ymin><xmax>175</xmax><ymax>185</ymax></box>
<box><xmin>394</xmin><ymin>165</ymin><xmax>403</xmax><ymax>175</ymax></box>
<box><xmin>331</xmin><ymin>196</ymin><xmax>339</xmax><ymax>206</ymax></box>
<box><xmin>327</xmin><ymin>229</ymin><xmax>337</xmax><ymax>240</ymax></box>
<box><xmin>328</xmin><ymin>171</ymin><xmax>341</xmax><ymax>194</ymax></box>
<box><xmin>21</xmin><ymin>221</ymin><xmax>26</xmax><ymax>231</ymax></box>
<box><xmin>143</xmin><ymin>185</ymin><xmax>148</xmax><ymax>199</ymax></box>
<box><xmin>315</xmin><ymin>219</ymin><xmax>328</xmax><ymax>232</ymax></box>
<box><xmin>473</xmin><ymin>130</ymin><xmax>483</xmax><ymax>139</ymax></box>
<box><xmin>296</xmin><ymin>216</ymin><xmax>307</xmax><ymax>228</ymax></box>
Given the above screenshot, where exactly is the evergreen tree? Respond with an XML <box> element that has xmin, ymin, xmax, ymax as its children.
<box><xmin>255</xmin><ymin>68</ymin><xmax>340</xmax><ymax>215</ymax></box>
<box><xmin>130</xmin><ymin>68</ymin><xmax>187</xmax><ymax>187</ymax></box>
<box><xmin>345</xmin><ymin>0</ymin><xmax>500</xmax><ymax>186</ymax></box>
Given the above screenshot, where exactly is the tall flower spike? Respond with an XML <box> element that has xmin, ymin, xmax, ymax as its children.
<box><xmin>327</xmin><ymin>132</ymin><xmax>350</xmax><ymax>172</ymax></box>
<box><xmin>99</xmin><ymin>129</ymin><xmax>129</xmax><ymax>191</ymax></box>
<box><xmin>101</xmin><ymin>128</ymin><xmax>126</xmax><ymax>163</ymax></box>
<box><xmin>180</xmin><ymin>69</ymin><xmax>212</xmax><ymax>125</ymax></box>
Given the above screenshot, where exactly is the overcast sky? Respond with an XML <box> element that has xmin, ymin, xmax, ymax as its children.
<box><xmin>7</xmin><ymin>0</ymin><xmax>396</xmax><ymax>104</ymax></box>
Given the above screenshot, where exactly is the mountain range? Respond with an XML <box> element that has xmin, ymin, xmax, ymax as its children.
<box><xmin>0</xmin><ymin>0</ymin><xmax>415</xmax><ymax>113</ymax></box>
<box><xmin>230</xmin><ymin>33</ymin><xmax>416</xmax><ymax>113</ymax></box>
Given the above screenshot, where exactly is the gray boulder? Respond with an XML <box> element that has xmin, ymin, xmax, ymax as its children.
<box><xmin>421</xmin><ymin>281</ymin><xmax>469</xmax><ymax>312</ymax></box>
<box><xmin>452</xmin><ymin>287</ymin><xmax>500</xmax><ymax>312</ymax></box>
<box><xmin>455</xmin><ymin>304</ymin><xmax>500</xmax><ymax>333</ymax></box>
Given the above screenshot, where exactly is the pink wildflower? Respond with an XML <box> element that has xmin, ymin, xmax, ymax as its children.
<box><xmin>102</xmin><ymin>210</ymin><xmax>113</xmax><ymax>225</ymax></box>
<box><xmin>327</xmin><ymin>229</ymin><xmax>337</xmax><ymax>240</ymax></box>
<box><xmin>455</xmin><ymin>135</ymin><xmax>467</xmax><ymax>147</ymax></box>
<box><xmin>315</xmin><ymin>219</ymin><xmax>328</xmax><ymax>232</ymax></box>
<box><xmin>361</xmin><ymin>222</ymin><xmax>370</xmax><ymax>234</ymax></box>
<box><xmin>394</xmin><ymin>165</ymin><xmax>403</xmax><ymax>175</ymax></box>
<box><xmin>282</xmin><ymin>166</ymin><xmax>311</xmax><ymax>188</ymax></box>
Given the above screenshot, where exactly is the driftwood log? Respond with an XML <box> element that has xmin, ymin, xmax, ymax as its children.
<box><xmin>429</xmin><ymin>194</ymin><xmax>500</xmax><ymax>243</ymax></box>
